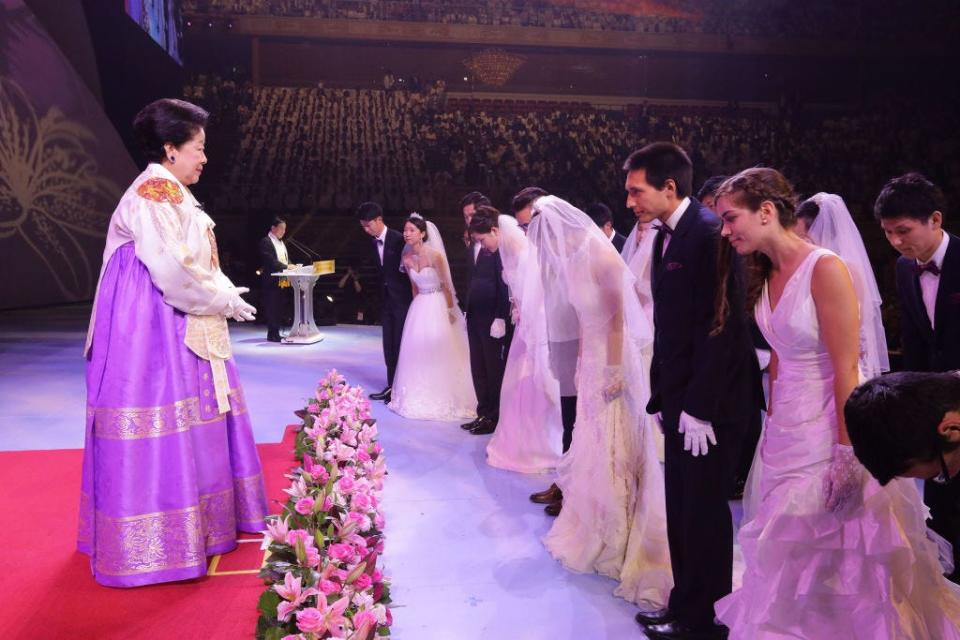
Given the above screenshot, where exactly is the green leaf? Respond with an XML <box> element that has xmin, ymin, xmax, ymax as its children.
<box><xmin>257</xmin><ymin>590</ymin><xmax>281</xmax><ymax>618</ymax></box>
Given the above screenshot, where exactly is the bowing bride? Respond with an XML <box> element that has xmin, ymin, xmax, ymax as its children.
<box><xmin>388</xmin><ymin>214</ymin><xmax>477</xmax><ymax>421</ymax></box>
<box><xmin>471</xmin><ymin>212</ymin><xmax>563</xmax><ymax>474</ymax></box>
<box><xmin>529</xmin><ymin>196</ymin><xmax>672</xmax><ymax>609</ymax></box>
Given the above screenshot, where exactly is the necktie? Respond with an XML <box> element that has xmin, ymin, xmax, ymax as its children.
<box><xmin>914</xmin><ymin>261</ymin><xmax>941</xmax><ymax>277</ymax></box>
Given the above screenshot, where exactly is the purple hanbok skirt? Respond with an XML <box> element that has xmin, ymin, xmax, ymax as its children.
<box><xmin>77</xmin><ymin>242</ymin><xmax>268</xmax><ymax>587</ymax></box>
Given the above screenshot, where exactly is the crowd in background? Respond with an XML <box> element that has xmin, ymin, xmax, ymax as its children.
<box><xmin>183</xmin><ymin>0</ymin><xmax>958</xmax><ymax>41</ymax></box>
<box><xmin>183</xmin><ymin>72</ymin><xmax>960</xmax><ymax>347</ymax></box>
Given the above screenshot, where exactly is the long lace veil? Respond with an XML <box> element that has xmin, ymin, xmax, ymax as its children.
<box><xmin>806</xmin><ymin>193</ymin><xmax>890</xmax><ymax>379</ymax></box>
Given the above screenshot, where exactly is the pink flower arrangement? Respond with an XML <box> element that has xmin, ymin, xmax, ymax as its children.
<box><xmin>257</xmin><ymin>370</ymin><xmax>391</xmax><ymax>640</ymax></box>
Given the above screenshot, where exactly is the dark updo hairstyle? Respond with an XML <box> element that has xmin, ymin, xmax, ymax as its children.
<box><xmin>405</xmin><ymin>214</ymin><xmax>428</xmax><ymax>241</ymax></box>
<box><xmin>711</xmin><ymin>167</ymin><xmax>798</xmax><ymax>334</ymax></box>
<box><xmin>468</xmin><ymin>205</ymin><xmax>502</xmax><ymax>235</ymax></box>
<box><xmin>796</xmin><ymin>198</ymin><xmax>820</xmax><ymax>227</ymax></box>
<box><xmin>511</xmin><ymin>186</ymin><xmax>549</xmax><ymax>213</ymax></box>
<box><xmin>133</xmin><ymin>98</ymin><xmax>209</xmax><ymax>164</ymax></box>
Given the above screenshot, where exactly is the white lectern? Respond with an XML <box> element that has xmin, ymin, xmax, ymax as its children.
<box><xmin>272</xmin><ymin>261</ymin><xmax>335</xmax><ymax>344</ymax></box>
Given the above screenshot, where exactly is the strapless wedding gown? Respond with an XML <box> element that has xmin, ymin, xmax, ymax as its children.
<box><xmin>388</xmin><ymin>267</ymin><xmax>477</xmax><ymax>422</ymax></box>
<box><xmin>716</xmin><ymin>248</ymin><xmax>960</xmax><ymax>638</ymax></box>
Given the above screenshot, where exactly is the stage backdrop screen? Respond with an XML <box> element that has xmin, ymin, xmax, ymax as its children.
<box><xmin>125</xmin><ymin>0</ymin><xmax>182</xmax><ymax>64</ymax></box>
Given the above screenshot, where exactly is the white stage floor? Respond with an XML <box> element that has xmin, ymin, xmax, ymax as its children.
<box><xmin>0</xmin><ymin>305</ymin><xmax>744</xmax><ymax>639</ymax></box>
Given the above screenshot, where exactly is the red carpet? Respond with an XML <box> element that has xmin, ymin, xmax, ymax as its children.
<box><xmin>0</xmin><ymin>428</ymin><xmax>298</xmax><ymax>640</ymax></box>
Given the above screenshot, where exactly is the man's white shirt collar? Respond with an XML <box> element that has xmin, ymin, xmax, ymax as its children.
<box><xmin>663</xmin><ymin>197</ymin><xmax>690</xmax><ymax>231</ymax></box>
<box><xmin>918</xmin><ymin>231</ymin><xmax>949</xmax><ymax>269</ymax></box>
<box><xmin>605</xmin><ymin>228</ymin><xmax>616</xmax><ymax>241</ymax></box>
<box><xmin>375</xmin><ymin>227</ymin><xmax>388</xmax><ymax>244</ymax></box>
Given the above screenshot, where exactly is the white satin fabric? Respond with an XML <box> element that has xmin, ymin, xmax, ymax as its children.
<box><xmin>388</xmin><ymin>266</ymin><xmax>476</xmax><ymax>421</ymax></box>
<box><xmin>717</xmin><ymin>248</ymin><xmax>960</xmax><ymax>638</ymax></box>
<box><xmin>486</xmin><ymin>215</ymin><xmax>563</xmax><ymax>473</ymax></box>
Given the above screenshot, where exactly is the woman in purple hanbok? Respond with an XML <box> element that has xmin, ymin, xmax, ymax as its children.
<box><xmin>77</xmin><ymin>99</ymin><xmax>268</xmax><ymax>587</ymax></box>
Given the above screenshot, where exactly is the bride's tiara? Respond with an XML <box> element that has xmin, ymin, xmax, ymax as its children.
<box><xmin>409</xmin><ymin>212</ymin><xmax>423</xmax><ymax>220</ymax></box>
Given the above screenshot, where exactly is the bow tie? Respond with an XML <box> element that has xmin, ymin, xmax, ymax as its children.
<box><xmin>653</xmin><ymin>223</ymin><xmax>674</xmax><ymax>235</ymax></box>
<box><xmin>914</xmin><ymin>261</ymin><xmax>941</xmax><ymax>277</ymax></box>
<box><xmin>376</xmin><ymin>238</ymin><xmax>384</xmax><ymax>245</ymax></box>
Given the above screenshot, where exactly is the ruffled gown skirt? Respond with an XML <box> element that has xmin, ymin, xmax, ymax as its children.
<box><xmin>77</xmin><ymin>243</ymin><xmax>268</xmax><ymax>587</ymax></box>
<box><xmin>716</xmin><ymin>371</ymin><xmax>960</xmax><ymax>638</ymax></box>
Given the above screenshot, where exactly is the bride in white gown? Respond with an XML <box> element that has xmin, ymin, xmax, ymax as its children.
<box><xmin>526</xmin><ymin>196</ymin><xmax>672</xmax><ymax>609</ymax></box>
<box><xmin>388</xmin><ymin>214</ymin><xmax>477</xmax><ymax>421</ymax></box>
<box><xmin>713</xmin><ymin>168</ymin><xmax>960</xmax><ymax>639</ymax></box>
<box><xmin>480</xmin><ymin>213</ymin><xmax>563</xmax><ymax>473</ymax></box>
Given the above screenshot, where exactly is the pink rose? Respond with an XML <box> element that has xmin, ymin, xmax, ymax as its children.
<box><xmin>318</xmin><ymin>579</ymin><xmax>340</xmax><ymax>595</ymax></box>
<box><xmin>295</xmin><ymin>607</ymin><xmax>325</xmax><ymax>634</ymax></box>
<box><xmin>328</xmin><ymin>543</ymin><xmax>353</xmax><ymax>561</ymax></box>
<box><xmin>351</xmin><ymin>493</ymin><xmax>371</xmax><ymax>511</ymax></box>
<box><xmin>294</xmin><ymin>497</ymin><xmax>315</xmax><ymax>515</ymax></box>
<box><xmin>307</xmin><ymin>402</ymin><xmax>320</xmax><ymax>413</ymax></box>
<box><xmin>305</xmin><ymin>545</ymin><xmax>321</xmax><ymax>568</ymax></box>
<box><xmin>338</xmin><ymin>476</ymin><xmax>356</xmax><ymax>493</ymax></box>
<box><xmin>322</xmin><ymin>496</ymin><xmax>334</xmax><ymax>511</ymax></box>
<box><xmin>354</xmin><ymin>573</ymin><xmax>373</xmax><ymax>591</ymax></box>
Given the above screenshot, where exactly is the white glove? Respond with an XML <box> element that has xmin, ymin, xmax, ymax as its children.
<box><xmin>447</xmin><ymin>307</ymin><xmax>461</xmax><ymax>325</ymax></box>
<box><xmin>601</xmin><ymin>366</ymin><xmax>624</xmax><ymax>403</ymax></box>
<box><xmin>823</xmin><ymin>443</ymin><xmax>865</xmax><ymax>514</ymax></box>
<box><xmin>510</xmin><ymin>301</ymin><xmax>520</xmax><ymax>326</ymax></box>
<box><xmin>234</xmin><ymin>287</ymin><xmax>250</xmax><ymax>295</ymax></box>
<box><xmin>228</xmin><ymin>293</ymin><xmax>257</xmax><ymax>322</ymax></box>
<box><xmin>679</xmin><ymin>411</ymin><xmax>716</xmax><ymax>457</ymax></box>
<box><xmin>490</xmin><ymin>318</ymin><xmax>506</xmax><ymax>339</ymax></box>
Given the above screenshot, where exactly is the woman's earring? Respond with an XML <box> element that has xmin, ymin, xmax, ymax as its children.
<box><xmin>169</xmin><ymin>156</ymin><xmax>176</xmax><ymax>164</ymax></box>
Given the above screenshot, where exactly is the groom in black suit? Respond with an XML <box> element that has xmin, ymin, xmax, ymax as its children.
<box><xmin>459</xmin><ymin>193</ymin><xmax>511</xmax><ymax>436</ymax></box>
<box><xmin>259</xmin><ymin>217</ymin><xmax>290</xmax><ymax>342</ymax></box>
<box><xmin>875</xmin><ymin>172</ymin><xmax>960</xmax><ymax>581</ymax></box>
<box><xmin>358</xmin><ymin>202</ymin><xmax>412</xmax><ymax>403</ymax></box>
<box><xmin>626</xmin><ymin>143</ymin><xmax>762</xmax><ymax>640</ymax></box>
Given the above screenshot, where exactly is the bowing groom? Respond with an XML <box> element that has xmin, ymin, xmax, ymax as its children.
<box><xmin>875</xmin><ymin>172</ymin><xmax>960</xmax><ymax>582</ymax></box>
<box><xmin>625</xmin><ymin>143</ymin><xmax>762</xmax><ymax>640</ymax></box>
<box><xmin>460</xmin><ymin>192</ymin><xmax>511</xmax><ymax>436</ymax></box>
<box><xmin>585</xmin><ymin>202</ymin><xmax>627</xmax><ymax>253</ymax></box>
<box><xmin>358</xmin><ymin>202</ymin><xmax>412</xmax><ymax>403</ymax></box>
<box><xmin>259</xmin><ymin>216</ymin><xmax>290</xmax><ymax>342</ymax></box>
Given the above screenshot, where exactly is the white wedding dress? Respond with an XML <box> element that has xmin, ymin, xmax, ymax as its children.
<box><xmin>388</xmin><ymin>266</ymin><xmax>477</xmax><ymax>421</ymax></box>
<box><xmin>530</xmin><ymin>197</ymin><xmax>672</xmax><ymax>609</ymax></box>
<box><xmin>486</xmin><ymin>215</ymin><xmax>563</xmax><ymax>473</ymax></box>
<box><xmin>716</xmin><ymin>248</ymin><xmax>960</xmax><ymax>638</ymax></box>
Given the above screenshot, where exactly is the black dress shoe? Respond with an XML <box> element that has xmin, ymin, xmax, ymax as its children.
<box><xmin>544</xmin><ymin>500</ymin><xmax>562</xmax><ymax>516</ymax></box>
<box><xmin>369</xmin><ymin>387</ymin><xmax>391</xmax><ymax>401</ymax></box>
<box><xmin>529</xmin><ymin>483</ymin><xmax>562</xmax><ymax>504</ymax></box>
<box><xmin>635</xmin><ymin>609</ymin><xmax>674</xmax><ymax>627</ymax></box>
<box><xmin>470</xmin><ymin>418</ymin><xmax>496</xmax><ymax>435</ymax></box>
<box><xmin>461</xmin><ymin>417</ymin><xmax>482</xmax><ymax>431</ymax></box>
<box><xmin>267</xmin><ymin>335</ymin><xmax>282</xmax><ymax>343</ymax></box>
<box><xmin>644</xmin><ymin>620</ymin><xmax>729</xmax><ymax>640</ymax></box>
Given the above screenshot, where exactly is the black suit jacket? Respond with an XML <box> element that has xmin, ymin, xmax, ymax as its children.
<box><xmin>612</xmin><ymin>231</ymin><xmax>627</xmax><ymax>254</ymax></box>
<box><xmin>896</xmin><ymin>232</ymin><xmax>960</xmax><ymax>372</ymax></box>
<box><xmin>371</xmin><ymin>228</ymin><xmax>413</xmax><ymax>311</ymax></box>
<box><xmin>259</xmin><ymin>235</ymin><xmax>288</xmax><ymax>288</ymax></box>
<box><xmin>465</xmin><ymin>244</ymin><xmax>510</xmax><ymax>325</ymax></box>
<box><xmin>648</xmin><ymin>198</ymin><xmax>762</xmax><ymax>423</ymax></box>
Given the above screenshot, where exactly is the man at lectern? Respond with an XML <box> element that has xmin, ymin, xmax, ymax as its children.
<box><xmin>259</xmin><ymin>217</ymin><xmax>289</xmax><ymax>342</ymax></box>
